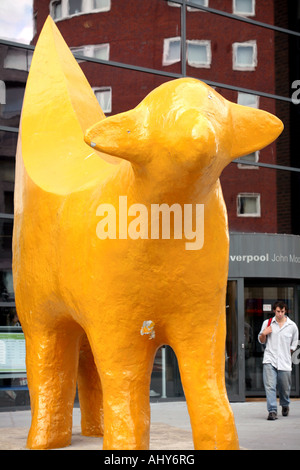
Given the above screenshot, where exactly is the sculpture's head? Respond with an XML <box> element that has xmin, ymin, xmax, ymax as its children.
<box><xmin>84</xmin><ymin>78</ymin><xmax>283</xmax><ymax>181</ymax></box>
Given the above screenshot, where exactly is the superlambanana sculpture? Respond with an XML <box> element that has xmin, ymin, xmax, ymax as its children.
<box><xmin>13</xmin><ymin>16</ymin><xmax>283</xmax><ymax>450</ymax></box>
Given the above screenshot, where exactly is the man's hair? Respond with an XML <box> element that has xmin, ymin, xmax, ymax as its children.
<box><xmin>273</xmin><ymin>300</ymin><xmax>288</xmax><ymax>312</ymax></box>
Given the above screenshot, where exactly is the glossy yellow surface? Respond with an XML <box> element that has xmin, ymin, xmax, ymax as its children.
<box><xmin>13</xmin><ymin>16</ymin><xmax>283</xmax><ymax>450</ymax></box>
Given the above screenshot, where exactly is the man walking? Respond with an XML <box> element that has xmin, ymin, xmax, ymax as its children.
<box><xmin>258</xmin><ymin>301</ymin><xmax>299</xmax><ymax>420</ymax></box>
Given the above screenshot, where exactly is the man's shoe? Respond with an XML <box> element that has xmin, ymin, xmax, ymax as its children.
<box><xmin>267</xmin><ymin>411</ymin><xmax>278</xmax><ymax>420</ymax></box>
<box><xmin>282</xmin><ymin>406</ymin><xmax>289</xmax><ymax>417</ymax></box>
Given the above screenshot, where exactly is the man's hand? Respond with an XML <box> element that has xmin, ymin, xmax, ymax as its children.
<box><xmin>259</xmin><ymin>325</ymin><xmax>272</xmax><ymax>344</ymax></box>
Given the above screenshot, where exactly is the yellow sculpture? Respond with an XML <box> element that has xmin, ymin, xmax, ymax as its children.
<box><xmin>12</xmin><ymin>16</ymin><xmax>283</xmax><ymax>450</ymax></box>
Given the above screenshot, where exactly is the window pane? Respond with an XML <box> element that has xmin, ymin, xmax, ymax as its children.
<box><xmin>187</xmin><ymin>41</ymin><xmax>210</xmax><ymax>67</ymax></box>
<box><xmin>163</xmin><ymin>38</ymin><xmax>181</xmax><ymax>65</ymax></box>
<box><xmin>187</xmin><ymin>0</ymin><xmax>208</xmax><ymax>11</ymax></box>
<box><xmin>69</xmin><ymin>0</ymin><xmax>82</xmax><ymax>15</ymax></box>
<box><xmin>0</xmin><ymin>81</ymin><xmax>5</xmax><ymax>105</ymax></box>
<box><xmin>236</xmin><ymin>46</ymin><xmax>254</xmax><ymax>65</ymax></box>
<box><xmin>0</xmin><ymin>84</ymin><xmax>25</xmax><ymax>121</ymax></box>
<box><xmin>243</xmin><ymin>198</ymin><xmax>257</xmax><ymax>213</ymax></box>
<box><xmin>237</xmin><ymin>151</ymin><xmax>259</xmax><ymax>169</ymax></box>
<box><xmin>52</xmin><ymin>0</ymin><xmax>62</xmax><ymax>19</ymax></box>
<box><xmin>235</xmin><ymin>0</ymin><xmax>254</xmax><ymax>15</ymax></box>
<box><xmin>238</xmin><ymin>92</ymin><xmax>258</xmax><ymax>108</ymax></box>
<box><xmin>93</xmin><ymin>0</ymin><xmax>110</xmax><ymax>9</ymax></box>
<box><xmin>169</xmin><ymin>40</ymin><xmax>181</xmax><ymax>62</ymax></box>
<box><xmin>0</xmin><ymin>131</ymin><xmax>18</xmax><ymax>159</ymax></box>
<box><xmin>0</xmin><ymin>220</ymin><xmax>13</xmax><ymax>262</ymax></box>
<box><xmin>188</xmin><ymin>43</ymin><xmax>207</xmax><ymax>62</ymax></box>
<box><xmin>191</xmin><ymin>0</ymin><xmax>207</xmax><ymax>5</ymax></box>
<box><xmin>0</xmin><ymin>270</ymin><xmax>14</xmax><ymax>302</ymax></box>
<box><xmin>93</xmin><ymin>45</ymin><xmax>109</xmax><ymax>60</ymax></box>
<box><xmin>94</xmin><ymin>88</ymin><xmax>111</xmax><ymax>113</ymax></box>
<box><xmin>238</xmin><ymin>195</ymin><xmax>260</xmax><ymax>215</ymax></box>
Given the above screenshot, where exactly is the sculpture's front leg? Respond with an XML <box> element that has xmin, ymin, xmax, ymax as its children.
<box><xmin>87</xmin><ymin>326</ymin><xmax>157</xmax><ymax>450</ymax></box>
<box><xmin>171</xmin><ymin>308</ymin><xmax>239</xmax><ymax>450</ymax></box>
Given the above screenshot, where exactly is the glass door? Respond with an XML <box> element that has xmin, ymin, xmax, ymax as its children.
<box><xmin>226</xmin><ymin>279</ymin><xmax>245</xmax><ymax>402</ymax></box>
<box><xmin>244</xmin><ymin>282</ymin><xmax>298</xmax><ymax>396</ymax></box>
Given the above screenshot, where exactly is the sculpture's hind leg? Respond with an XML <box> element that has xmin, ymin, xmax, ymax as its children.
<box><xmin>78</xmin><ymin>334</ymin><xmax>104</xmax><ymax>437</ymax></box>
<box><xmin>24</xmin><ymin>320</ymin><xmax>83</xmax><ymax>449</ymax></box>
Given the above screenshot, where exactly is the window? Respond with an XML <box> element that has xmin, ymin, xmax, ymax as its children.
<box><xmin>187</xmin><ymin>0</ymin><xmax>209</xmax><ymax>12</ymax></box>
<box><xmin>233</xmin><ymin>0</ymin><xmax>255</xmax><ymax>17</ymax></box>
<box><xmin>68</xmin><ymin>0</ymin><xmax>82</xmax><ymax>15</ymax></box>
<box><xmin>237</xmin><ymin>92</ymin><xmax>259</xmax><ymax>108</ymax></box>
<box><xmin>4</xmin><ymin>48</ymin><xmax>33</xmax><ymax>72</ymax></box>
<box><xmin>163</xmin><ymin>37</ymin><xmax>181</xmax><ymax>66</ymax></box>
<box><xmin>0</xmin><ymin>85</ymin><xmax>25</xmax><ymax>120</ymax></box>
<box><xmin>237</xmin><ymin>194</ymin><xmax>261</xmax><ymax>217</ymax></box>
<box><xmin>237</xmin><ymin>151</ymin><xmax>259</xmax><ymax>169</ymax></box>
<box><xmin>71</xmin><ymin>44</ymin><xmax>109</xmax><ymax>61</ymax></box>
<box><xmin>93</xmin><ymin>44</ymin><xmax>110</xmax><ymax>60</ymax></box>
<box><xmin>168</xmin><ymin>0</ymin><xmax>208</xmax><ymax>9</ymax></box>
<box><xmin>187</xmin><ymin>40</ymin><xmax>211</xmax><ymax>68</ymax></box>
<box><xmin>92</xmin><ymin>0</ymin><xmax>110</xmax><ymax>10</ymax></box>
<box><xmin>94</xmin><ymin>87</ymin><xmax>112</xmax><ymax>113</ymax></box>
<box><xmin>0</xmin><ymin>81</ymin><xmax>5</xmax><ymax>105</ymax></box>
<box><xmin>50</xmin><ymin>0</ymin><xmax>110</xmax><ymax>20</ymax></box>
<box><xmin>233</xmin><ymin>41</ymin><xmax>257</xmax><ymax>71</ymax></box>
<box><xmin>51</xmin><ymin>0</ymin><xmax>62</xmax><ymax>19</ymax></box>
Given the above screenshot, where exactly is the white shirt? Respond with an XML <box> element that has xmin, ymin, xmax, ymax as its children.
<box><xmin>258</xmin><ymin>316</ymin><xmax>299</xmax><ymax>371</ymax></box>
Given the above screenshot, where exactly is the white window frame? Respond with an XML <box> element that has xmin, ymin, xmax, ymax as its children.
<box><xmin>187</xmin><ymin>40</ymin><xmax>211</xmax><ymax>68</ymax></box>
<box><xmin>93</xmin><ymin>86</ymin><xmax>112</xmax><ymax>113</ymax></box>
<box><xmin>237</xmin><ymin>193</ymin><xmax>261</xmax><ymax>217</ymax></box>
<box><xmin>233</xmin><ymin>0</ymin><xmax>255</xmax><ymax>17</ymax></box>
<box><xmin>237</xmin><ymin>92</ymin><xmax>259</xmax><ymax>108</ymax></box>
<box><xmin>233</xmin><ymin>40</ymin><xmax>257</xmax><ymax>71</ymax></box>
<box><xmin>91</xmin><ymin>0</ymin><xmax>111</xmax><ymax>12</ymax></box>
<box><xmin>187</xmin><ymin>0</ymin><xmax>209</xmax><ymax>12</ymax></box>
<box><xmin>163</xmin><ymin>37</ymin><xmax>181</xmax><ymax>66</ymax></box>
<box><xmin>50</xmin><ymin>0</ymin><xmax>111</xmax><ymax>21</ymax></box>
<box><xmin>168</xmin><ymin>0</ymin><xmax>208</xmax><ymax>10</ymax></box>
<box><xmin>71</xmin><ymin>43</ymin><xmax>109</xmax><ymax>61</ymax></box>
<box><xmin>237</xmin><ymin>151</ymin><xmax>259</xmax><ymax>169</ymax></box>
<box><xmin>50</xmin><ymin>0</ymin><xmax>63</xmax><ymax>19</ymax></box>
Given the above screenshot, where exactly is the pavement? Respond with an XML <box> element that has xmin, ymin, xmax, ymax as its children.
<box><xmin>0</xmin><ymin>399</ymin><xmax>299</xmax><ymax>451</ymax></box>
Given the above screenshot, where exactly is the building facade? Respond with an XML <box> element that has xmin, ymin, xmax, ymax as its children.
<box><xmin>0</xmin><ymin>0</ymin><xmax>299</xmax><ymax>407</ymax></box>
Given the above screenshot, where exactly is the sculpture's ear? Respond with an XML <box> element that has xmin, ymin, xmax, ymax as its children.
<box><xmin>229</xmin><ymin>102</ymin><xmax>284</xmax><ymax>160</ymax></box>
<box><xmin>85</xmin><ymin>106</ymin><xmax>149</xmax><ymax>165</ymax></box>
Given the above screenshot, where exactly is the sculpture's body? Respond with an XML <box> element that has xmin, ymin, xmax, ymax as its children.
<box><xmin>12</xmin><ymin>17</ymin><xmax>283</xmax><ymax>450</ymax></box>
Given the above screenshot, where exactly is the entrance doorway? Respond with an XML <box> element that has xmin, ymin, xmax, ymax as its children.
<box><xmin>244</xmin><ymin>282</ymin><xmax>299</xmax><ymax>397</ymax></box>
